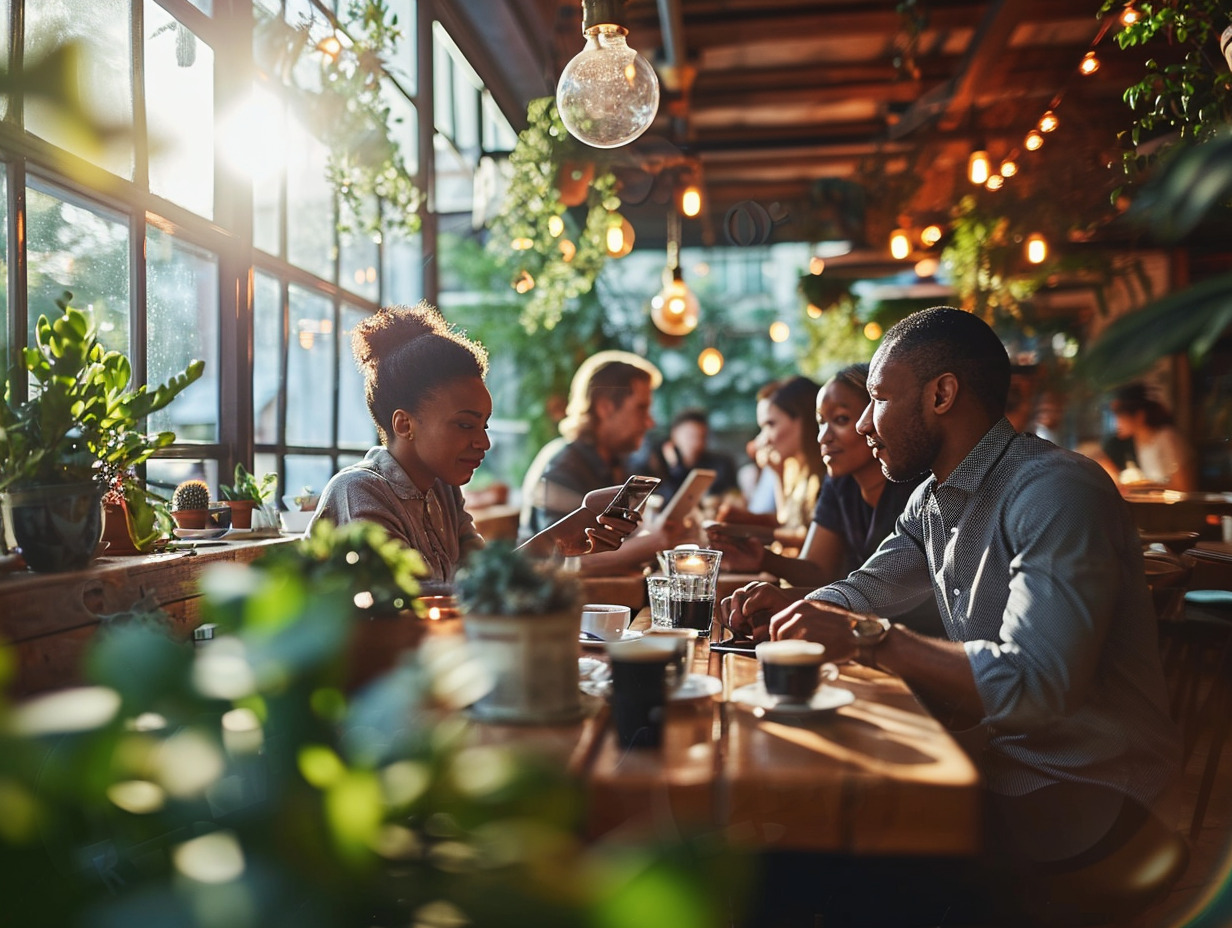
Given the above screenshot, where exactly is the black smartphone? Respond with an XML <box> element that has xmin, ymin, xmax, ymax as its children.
<box><xmin>709</xmin><ymin>637</ymin><xmax>759</xmax><ymax>655</ymax></box>
<box><xmin>600</xmin><ymin>475</ymin><xmax>660</xmax><ymax>521</ymax></box>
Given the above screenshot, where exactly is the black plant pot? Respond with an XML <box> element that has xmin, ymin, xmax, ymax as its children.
<box><xmin>1</xmin><ymin>482</ymin><xmax>104</xmax><ymax>572</ymax></box>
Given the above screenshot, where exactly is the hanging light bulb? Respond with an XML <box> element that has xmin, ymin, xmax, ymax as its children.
<box><xmin>806</xmin><ymin>303</ymin><xmax>823</xmax><ymax>318</ymax></box>
<box><xmin>1038</xmin><ymin>110</ymin><xmax>1059</xmax><ymax>133</ymax></box>
<box><xmin>1119</xmin><ymin>4</ymin><xmax>1139</xmax><ymax>27</ymax></box>
<box><xmin>698</xmin><ymin>346</ymin><xmax>724</xmax><ymax>376</ymax></box>
<box><xmin>555</xmin><ymin>0</ymin><xmax>660</xmax><ymax>149</ymax></box>
<box><xmin>316</xmin><ymin>34</ymin><xmax>343</xmax><ymax>59</ymax></box>
<box><xmin>1026</xmin><ymin>233</ymin><xmax>1048</xmax><ymax>264</ymax></box>
<box><xmin>1079</xmin><ymin>51</ymin><xmax>1100</xmax><ymax>75</ymax></box>
<box><xmin>1024</xmin><ymin>129</ymin><xmax>1044</xmax><ymax>151</ymax></box>
<box><xmin>863</xmin><ymin>322</ymin><xmax>883</xmax><ymax>341</ymax></box>
<box><xmin>605</xmin><ymin>216</ymin><xmax>635</xmax><ymax>257</ymax></box>
<box><xmin>513</xmin><ymin>270</ymin><xmax>535</xmax><ymax>294</ymax></box>
<box><xmin>920</xmin><ymin>224</ymin><xmax>943</xmax><ymax>247</ymax></box>
<box><xmin>914</xmin><ymin>256</ymin><xmax>939</xmax><ymax>278</ymax></box>
<box><xmin>968</xmin><ymin>147</ymin><xmax>991</xmax><ymax>185</ymax></box>
<box><xmin>650</xmin><ymin>268</ymin><xmax>700</xmax><ymax>336</ymax></box>
<box><xmin>1000</xmin><ymin>159</ymin><xmax>1018</xmax><ymax>178</ymax></box>
<box><xmin>808</xmin><ymin>256</ymin><xmax>826</xmax><ymax>275</ymax></box>
<box><xmin>985</xmin><ymin>174</ymin><xmax>1004</xmax><ymax>191</ymax></box>
<box><xmin>681</xmin><ymin>185</ymin><xmax>702</xmax><ymax>218</ymax></box>
<box><xmin>889</xmin><ymin>228</ymin><xmax>911</xmax><ymax>260</ymax></box>
<box><xmin>769</xmin><ymin>321</ymin><xmax>790</xmax><ymax>343</ymax></box>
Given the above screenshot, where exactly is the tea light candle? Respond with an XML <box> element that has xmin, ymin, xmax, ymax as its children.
<box><xmin>676</xmin><ymin>554</ymin><xmax>709</xmax><ymax>575</ymax></box>
<box><xmin>419</xmin><ymin>596</ymin><xmax>459</xmax><ymax>621</ymax></box>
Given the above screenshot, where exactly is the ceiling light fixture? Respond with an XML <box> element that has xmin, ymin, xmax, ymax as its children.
<box><xmin>605</xmin><ymin>216</ymin><xmax>635</xmax><ymax>257</ymax></box>
<box><xmin>1026</xmin><ymin>233</ymin><xmax>1048</xmax><ymax>265</ymax></box>
<box><xmin>809</xmin><ymin>256</ymin><xmax>826</xmax><ymax>275</ymax></box>
<box><xmin>1120</xmin><ymin>4</ymin><xmax>1140</xmax><ymax>27</ymax></box>
<box><xmin>681</xmin><ymin>185</ymin><xmax>702</xmax><ymax>218</ymax></box>
<box><xmin>769</xmin><ymin>321</ymin><xmax>790</xmax><ymax>343</ymax></box>
<box><xmin>698</xmin><ymin>346</ymin><xmax>724</xmax><ymax>376</ymax></box>
<box><xmin>556</xmin><ymin>0</ymin><xmax>660</xmax><ymax>149</ymax></box>
<box><xmin>650</xmin><ymin>212</ymin><xmax>699</xmax><ymax>336</ymax></box>
<box><xmin>920</xmin><ymin>224</ymin><xmax>943</xmax><ymax>246</ymax></box>
<box><xmin>985</xmin><ymin>174</ymin><xmax>1004</xmax><ymax>191</ymax></box>
<box><xmin>914</xmin><ymin>257</ymin><xmax>939</xmax><ymax>278</ymax></box>
<box><xmin>1000</xmin><ymin>159</ymin><xmax>1018</xmax><ymax>178</ymax></box>
<box><xmin>968</xmin><ymin>146</ymin><xmax>991</xmax><ymax>185</ymax></box>
<box><xmin>889</xmin><ymin>228</ymin><xmax>911</xmax><ymax>260</ymax></box>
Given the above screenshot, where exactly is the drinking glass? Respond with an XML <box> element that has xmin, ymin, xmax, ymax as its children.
<box><xmin>647</xmin><ymin>575</ymin><xmax>672</xmax><ymax>629</ymax></box>
<box><xmin>664</xmin><ymin>547</ymin><xmax>722</xmax><ymax>636</ymax></box>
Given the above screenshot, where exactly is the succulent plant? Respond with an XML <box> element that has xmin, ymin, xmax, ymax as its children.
<box><xmin>454</xmin><ymin>540</ymin><xmax>580</xmax><ymax>616</ymax></box>
<box><xmin>171</xmin><ymin>478</ymin><xmax>210</xmax><ymax>511</ymax></box>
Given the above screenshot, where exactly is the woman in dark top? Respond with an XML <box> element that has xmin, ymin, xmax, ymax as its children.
<box><xmin>709</xmin><ymin>364</ymin><xmax>927</xmax><ymax>589</ymax></box>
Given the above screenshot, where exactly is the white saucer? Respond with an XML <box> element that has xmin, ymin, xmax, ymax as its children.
<box><xmin>671</xmin><ymin>674</ymin><xmax>722</xmax><ymax>701</ymax></box>
<box><xmin>729</xmin><ymin>682</ymin><xmax>854</xmax><ymax>716</ymax></box>
<box><xmin>173</xmin><ymin>527</ymin><xmax>230</xmax><ymax>540</ymax></box>
<box><xmin>579</xmin><ymin>629</ymin><xmax>642</xmax><ymax>648</ymax></box>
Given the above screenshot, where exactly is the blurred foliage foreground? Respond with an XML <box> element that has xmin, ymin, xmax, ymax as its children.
<box><xmin>0</xmin><ymin>522</ymin><xmax>742</xmax><ymax>928</ymax></box>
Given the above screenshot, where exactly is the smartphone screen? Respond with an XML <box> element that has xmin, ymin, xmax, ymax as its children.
<box><xmin>603</xmin><ymin>475</ymin><xmax>660</xmax><ymax>519</ymax></box>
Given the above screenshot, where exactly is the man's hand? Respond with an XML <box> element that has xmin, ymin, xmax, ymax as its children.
<box><xmin>720</xmin><ymin>582</ymin><xmax>792</xmax><ymax>641</ymax></box>
<box><xmin>704</xmin><ymin>526</ymin><xmax>765</xmax><ymax>572</ymax></box>
<box><xmin>769</xmin><ymin>599</ymin><xmax>860</xmax><ymax>662</ymax></box>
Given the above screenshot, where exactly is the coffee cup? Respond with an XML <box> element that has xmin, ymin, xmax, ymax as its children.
<box><xmin>581</xmin><ymin>603</ymin><xmax>631</xmax><ymax>641</ymax></box>
<box><xmin>755</xmin><ymin>640</ymin><xmax>839</xmax><ymax>702</ymax></box>
<box><xmin>605</xmin><ymin>637</ymin><xmax>674</xmax><ymax>748</ymax></box>
<box><xmin>643</xmin><ymin>627</ymin><xmax>696</xmax><ymax>691</ymax></box>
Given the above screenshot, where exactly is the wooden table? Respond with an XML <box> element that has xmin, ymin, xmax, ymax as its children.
<box><xmin>479</xmin><ymin>610</ymin><xmax>982</xmax><ymax>857</ymax></box>
<box><xmin>1124</xmin><ymin>489</ymin><xmax>1232</xmax><ymax>539</ymax></box>
<box><xmin>1189</xmin><ymin>541</ymin><xmax>1232</xmax><ymax>592</ymax></box>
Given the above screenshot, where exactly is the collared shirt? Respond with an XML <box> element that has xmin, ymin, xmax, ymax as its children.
<box><xmin>808</xmin><ymin>418</ymin><xmax>1180</xmax><ymax>809</ymax></box>
<box><xmin>309</xmin><ymin>446</ymin><xmax>482</xmax><ymax>584</ymax></box>
<box><xmin>518</xmin><ymin>437</ymin><xmax>622</xmax><ymax>540</ymax></box>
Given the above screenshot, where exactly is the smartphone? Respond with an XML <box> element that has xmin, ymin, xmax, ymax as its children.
<box><xmin>600</xmin><ymin>475</ymin><xmax>660</xmax><ymax>522</ymax></box>
<box><xmin>709</xmin><ymin>637</ymin><xmax>758</xmax><ymax>655</ymax></box>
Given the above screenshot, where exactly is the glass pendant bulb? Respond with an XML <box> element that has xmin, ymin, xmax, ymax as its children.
<box><xmin>556</xmin><ymin>16</ymin><xmax>660</xmax><ymax>149</ymax></box>
<box><xmin>650</xmin><ymin>268</ymin><xmax>699</xmax><ymax>336</ymax></box>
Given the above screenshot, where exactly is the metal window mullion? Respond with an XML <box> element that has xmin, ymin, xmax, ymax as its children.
<box><xmin>418</xmin><ymin>0</ymin><xmax>437</xmax><ymax>304</ymax></box>
<box><xmin>132</xmin><ymin>0</ymin><xmax>150</xmax><ymax>193</ymax></box>
<box><xmin>7</xmin><ymin>161</ymin><xmax>28</xmax><ymax>404</ymax></box>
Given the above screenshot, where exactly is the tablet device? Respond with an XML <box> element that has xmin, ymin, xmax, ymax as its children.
<box><xmin>656</xmin><ymin>468</ymin><xmax>716</xmax><ymax>527</ymax></box>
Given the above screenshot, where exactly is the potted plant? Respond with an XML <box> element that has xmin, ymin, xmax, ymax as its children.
<box><xmin>0</xmin><ymin>295</ymin><xmax>203</xmax><ymax>570</ymax></box>
<box><xmin>170</xmin><ymin>478</ymin><xmax>212</xmax><ymax>529</ymax></box>
<box><xmin>454</xmin><ymin>539</ymin><xmax>583</xmax><ymax>723</ymax></box>
<box><xmin>218</xmin><ymin>462</ymin><xmax>277</xmax><ymax>530</ymax></box>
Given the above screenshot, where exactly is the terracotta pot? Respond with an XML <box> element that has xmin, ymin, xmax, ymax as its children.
<box><xmin>102</xmin><ymin>501</ymin><xmax>142</xmax><ymax>555</ymax></box>
<box><xmin>223</xmin><ymin>499</ymin><xmax>257</xmax><ymax>529</ymax></box>
<box><xmin>556</xmin><ymin>160</ymin><xmax>594</xmax><ymax>207</ymax></box>
<box><xmin>461</xmin><ymin>609</ymin><xmax>582</xmax><ymax>723</ymax></box>
<box><xmin>172</xmin><ymin>509</ymin><xmax>210</xmax><ymax>530</ymax></box>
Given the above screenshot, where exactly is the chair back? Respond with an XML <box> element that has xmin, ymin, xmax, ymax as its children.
<box><xmin>1144</xmin><ymin>549</ymin><xmax>1194</xmax><ymax>624</ymax></box>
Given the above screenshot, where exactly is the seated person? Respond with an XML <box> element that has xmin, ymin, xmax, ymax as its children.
<box><xmin>310</xmin><ymin>304</ymin><xmax>634</xmax><ymax>585</ymax></box>
<box><xmin>1110</xmin><ymin>382</ymin><xmax>1197</xmax><ymax>490</ymax></box>
<box><xmin>519</xmin><ymin>351</ymin><xmax>694</xmax><ymax>574</ymax></box>
<box><xmin>713</xmin><ymin>376</ymin><xmax>825</xmax><ymax>552</ymax></box>
<box><xmin>708</xmin><ymin>365</ymin><xmax>943</xmax><ymax>635</ymax></box>
<box><xmin>628</xmin><ymin>407</ymin><xmax>739</xmax><ymax>502</ymax></box>
<box><xmin>723</xmin><ymin>307</ymin><xmax>1180</xmax><ymax>883</ymax></box>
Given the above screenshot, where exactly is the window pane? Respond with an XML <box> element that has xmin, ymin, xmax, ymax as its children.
<box><xmin>432</xmin><ymin>24</ymin><xmax>453</xmax><ymax>140</ymax></box>
<box><xmin>382</xmin><ymin>228</ymin><xmax>423</xmax><ymax>306</ymax></box>
<box><xmin>382</xmin><ymin>81</ymin><xmax>418</xmax><ymax>176</ymax></box>
<box><xmin>286</xmin><ymin>454</ymin><xmax>335</xmax><ymax>502</ymax></box>
<box><xmin>286</xmin><ymin>113</ymin><xmax>335</xmax><ymax>279</ymax></box>
<box><xmin>339</xmin><ymin>304</ymin><xmax>373</xmax><ymax>448</ymax></box>
<box><xmin>483</xmin><ymin>91</ymin><xmax>517</xmax><ymax>152</ymax></box>
<box><xmin>249</xmin><ymin>84</ymin><xmax>286</xmax><ymax>255</ymax></box>
<box><xmin>145</xmin><ymin>2</ymin><xmax>214</xmax><ymax>217</ymax></box>
<box><xmin>452</xmin><ymin>56</ymin><xmax>480</xmax><ymax>154</ymax></box>
<box><xmin>253</xmin><ymin>271</ymin><xmax>283</xmax><ymax>444</ymax></box>
<box><xmin>147</xmin><ymin>458</ymin><xmax>219</xmax><ymax>500</ymax></box>
<box><xmin>26</xmin><ymin>183</ymin><xmax>130</xmax><ymax>355</ymax></box>
<box><xmin>186</xmin><ymin>0</ymin><xmax>213</xmax><ymax>15</ymax></box>
<box><xmin>385</xmin><ymin>0</ymin><xmax>416</xmax><ymax>92</ymax></box>
<box><xmin>340</xmin><ymin>199</ymin><xmax>379</xmax><ymax>302</ymax></box>
<box><xmin>434</xmin><ymin>134</ymin><xmax>474</xmax><ymax>214</ymax></box>
<box><xmin>0</xmin><ymin>0</ymin><xmax>10</xmax><ymax>121</ymax></box>
<box><xmin>286</xmin><ymin>285</ymin><xmax>334</xmax><ymax>447</ymax></box>
<box><xmin>26</xmin><ymin>0</ymin><xmax>134</xmax><ymax>179</ymax></box>
<box><xmin>147</xmin><ymin>228</ymin><xmax>219</xmax><ymax>441</ymax></box>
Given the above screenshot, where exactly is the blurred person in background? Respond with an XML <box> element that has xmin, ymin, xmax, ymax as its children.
<box><xmin>1109</xmin><ymin>383</ymin><xmax>1197</xmax><ymax>491</ymax></box>
<box><xmin>629</xmin><ymin>407</ymin><xmax>739</xmax><ymax>502</ymax></box>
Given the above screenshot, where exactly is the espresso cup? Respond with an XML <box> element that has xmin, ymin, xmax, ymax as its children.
<box><xmin>581</xmin><ymin>603</ymin><xmax>631</xmax><ymax>641</ymax></box>
<box><xmin>756</xmin><ymin>640</ymin><xmax>839</xmax><ymax>702</ymax></box>
<box><xmin>643</xmin><ymin>627</ymin><xmax>696</xmax><ymax>691</ymax></box>
<box><xmin>605</xmin><ymin>638</ymin><xmax>674</xmax><ymax>748</ymax></box>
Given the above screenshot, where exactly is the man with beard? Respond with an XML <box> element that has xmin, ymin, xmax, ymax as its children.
<box><xmin>724</xmin><ymin>307</ymin><xmax>1181</xmax><ymax>921</ymax></box>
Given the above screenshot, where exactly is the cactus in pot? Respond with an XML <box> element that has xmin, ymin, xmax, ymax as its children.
<box><xmin>171</xmin><ymin>479</ymin><xmax>211</xmax><ymax>529</ymax></box>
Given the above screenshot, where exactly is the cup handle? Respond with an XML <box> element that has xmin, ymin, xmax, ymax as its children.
<box><xmin>820</xmin><ymin>662</ymin><xmax>840</xmax><ymax>683</ymax></box>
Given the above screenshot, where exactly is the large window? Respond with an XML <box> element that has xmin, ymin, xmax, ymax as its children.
<box><xmin>0</xmin><ymin>0</ymin><xmax>516</xmax><ymax>505</ymax></box>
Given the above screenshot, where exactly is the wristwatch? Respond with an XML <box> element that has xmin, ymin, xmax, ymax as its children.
<box><xmin>851</xmin><ymin>616</ymin><xmax>892</xmax><ymax>666</ymax></box>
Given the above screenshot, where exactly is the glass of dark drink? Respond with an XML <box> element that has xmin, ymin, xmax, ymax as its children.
<box><xmin>605</xmin><ymin>637</ymin><xmax>675</xmax><ymax>748</ymax></box>
<box><xmin>755</xmin><ymin>640</ymin><xmax>839</xmax><ymax>703</ymax></box>
<box><xmin>663</xmin><ymin>547</ymin><xmax>723</xmax><ymax>637</ymax></box>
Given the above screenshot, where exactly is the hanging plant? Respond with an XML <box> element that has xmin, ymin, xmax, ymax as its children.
<box><xmin>486</xmin><ymin>97</ymin><xmax>623</xmax><ymax>332</ymax></box>
<box><xmin>255</xmin><ymin>0</ymin><xmax>422</xmax><ymax>240</ymax></box>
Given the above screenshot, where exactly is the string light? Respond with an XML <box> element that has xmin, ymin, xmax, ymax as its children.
<box><xmin>806</xmin><ymin>303</ymin><xmax>823</xmax><ymax>318</ymax></box>
<box><xmin>920</xmin><ymin>224</ymin><xmax>943</xmax><ymax>246</ymax></box>
<box><xmin>809</xmin><ymin>256</ymin><xmax>826</xmax><ymax>275</ymax></box>
<box><xmin>1079</xmin><ymin>51</ymin><xmax>1100</xmax><ymax>75</ymax></box>
<box><xmin>889</xmin><ymin>228</ymin><xmax>911</xmax><ymax>260</ymax></box>
<box><xmin>863</xmin><ymin>322</ymin><xmax>883</xmax><ymax>341</ymax></box>
<box><xmin>985</xmin><ymin>174</ymin><xmax>1004</xmax><ymax>191</ymax></box>
<box><xmin>769</xmin><ymin>321</ymin><xmax>791</xmax><ymax>343</ymax></box>
<box><xmin>513</xmin><ymin>270</ymin><xmax>535</xmax><ymax>293</ymax></box>
<box><xmin>914</xmin><ymin>257</ymin><xmax>939</xmax><ymax>278</ymax></box>
<box><xmin>681</xmin><ymin>185</ymin><xmax>702</xmax><ymax>218</ymax></box>
<box><xmin>1024</xmin><ymin>129</ymin><xmax>1044</xmax><ymax>151</ymax></box>
<box><xmin>1026</xmin><ymin>233</ymin><xmax>1048</xmax><ymax>264</ymax></box>
<box><xmin>1120</xmin><ymin>4</ymin><xmax>1140</xmax><ymax>27</ymax></box>
<box><xmin>1038</xmin><ymin>110</ymin><xmax>1059</xmax><ymax>133</ymax></box>
<box><xmin>547</xmin><ymin>215</ymin><xmax>565</xmax><ymax>237</ymax></box>
<box><xmin>604</xmin><ymin>216</ymin><xmax>635</xmax><ymax>258</ymax></box>
<box><xmin>968</xmin><ymin>148</ymin><xmax>991</xmax><ymax>185</ymax></box>
<box><xmin>698</xmin><ymin>347</ymin><xmax>723</xmax><ymax>376</ymax></box>
<box><xmin>999</xmin><ymin>159</ymin><xmax>1018</xmax><ymax>178</ymax></box>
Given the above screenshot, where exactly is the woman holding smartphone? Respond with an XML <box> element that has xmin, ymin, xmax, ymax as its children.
<box><xmin>309</xmin><ymin>303</ymin><xmax>634</xmax><ymax>584</ymax></box>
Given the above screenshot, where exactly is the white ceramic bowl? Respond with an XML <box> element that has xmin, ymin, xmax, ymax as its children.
<box><xmin>279</xmin><ymin>510</ymin><xmax>313</xmax><ymax>534</ymax></box>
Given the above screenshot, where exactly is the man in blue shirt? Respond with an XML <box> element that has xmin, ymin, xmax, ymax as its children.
<box><xmin>725</xmin><ymin>308</ymin><xmax>1180</xmax><ymax>882</ymax></box>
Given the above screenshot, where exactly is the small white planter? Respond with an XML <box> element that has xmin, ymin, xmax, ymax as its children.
<box><xmin>462</xmin><ymin>609</ymin><xmax>582</xmax><ymax>724</ymax></box>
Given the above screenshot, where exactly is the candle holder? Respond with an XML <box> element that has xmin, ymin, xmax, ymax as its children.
<box><xmin>419</xmin><ymin>595</ymin><xmax>461</xmax><ymax>622</ymax></box>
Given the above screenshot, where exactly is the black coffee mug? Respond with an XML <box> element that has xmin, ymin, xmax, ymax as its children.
<box><xmin>606</xmin><ymin>639</ymin><xmax>673</xmax><ymax>748</ymax></box>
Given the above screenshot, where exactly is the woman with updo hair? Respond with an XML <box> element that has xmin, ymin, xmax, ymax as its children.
<box><xmin>310</xmin><ymin>302</ymin><xmax>631</xmax><ymax>583</ymax></box>
<box><xmin>1110</xmin><ymin>382</ymin><xmax>1197</xmax><ymax>490</ymax></box>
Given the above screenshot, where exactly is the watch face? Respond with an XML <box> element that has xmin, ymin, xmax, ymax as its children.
<box><xmin>853</xmin><ymin>617</ymin><xmax>889</xmax><ymax>642</ymax></box>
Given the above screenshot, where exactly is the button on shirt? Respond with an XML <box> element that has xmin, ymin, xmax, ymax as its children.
<box><xmin>808</xmin><ymin>418</ymin><xmax>1180</xmax><ymax>809</ymax></box>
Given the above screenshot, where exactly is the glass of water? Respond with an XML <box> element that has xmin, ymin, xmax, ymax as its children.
<box><xmin>647</xmin><ymin>575</ymin><xmax>672</xmax><ymax>629</ymax></box>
